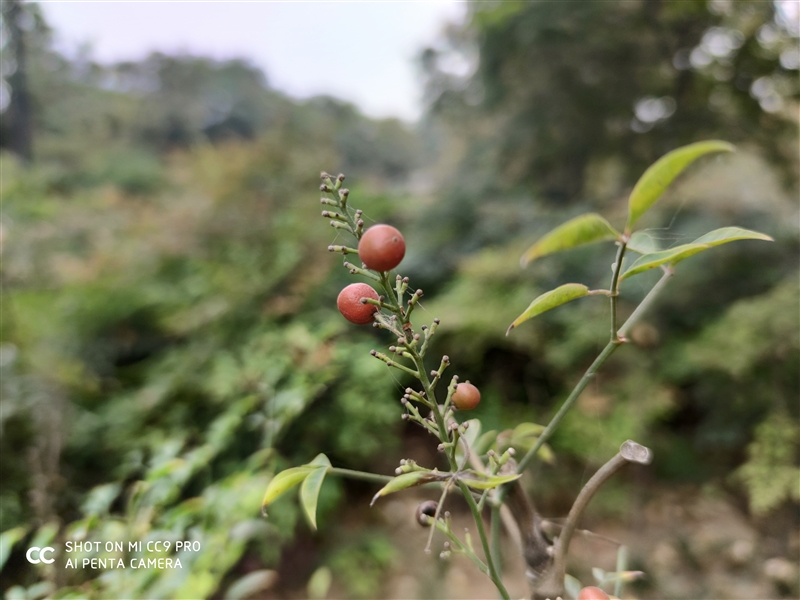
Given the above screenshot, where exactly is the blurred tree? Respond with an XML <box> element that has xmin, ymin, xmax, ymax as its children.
<box><xmin>0</xmin><ymin>0</ymin><xmax>49</xmax><ymax>161</ymax></box>
<box><xmin>423</xmin><ymin>0</ymin><xmax>798</xmax><ymax>202</ymax></box>
<box><xmin>410</xmin><ymin>0</ymin><xmax>799</xmax><ymax>521</ymax></box>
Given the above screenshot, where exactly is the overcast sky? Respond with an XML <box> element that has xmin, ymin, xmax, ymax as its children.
<box><xmin>38</xmin><ymin>1</ymin><xmax>467</xmax><ymax>122</ymax></box>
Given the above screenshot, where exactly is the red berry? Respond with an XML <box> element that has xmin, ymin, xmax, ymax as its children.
<box><xmin>358</xmin><ymin>224</ymin><xmax>406</xmax><ymax>272</ymax></box>
<box><xmin>337</xmin><ymin>283</ymin><xmax>380</xmax><ymax>325</ymax></box>
<box><xmin>577</xmin><ymin>587</ymin><xmax>610</xmax><ymax>600</ymax></box>
<box><xmin>452</xmin><ymin>381</ymin><xmax>481</xmax><ymax>410</ymax></box>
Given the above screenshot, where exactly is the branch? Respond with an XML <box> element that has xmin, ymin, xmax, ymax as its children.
<box><xmin>531</xmin><ymin>440</ymin><xmax>653</xmax><ymax>600</ymax></box>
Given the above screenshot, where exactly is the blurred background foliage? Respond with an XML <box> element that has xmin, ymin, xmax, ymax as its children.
<box><xmin>0</xmin><ymin>1</ymin><xmax>797</xmax><ymax>598</ymax></box>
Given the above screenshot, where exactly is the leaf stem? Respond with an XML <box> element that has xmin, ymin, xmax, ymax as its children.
<box><xmin>458</xmin><ymin>480</ymin><xmax>511</xmax><ymax>600</ymax></box>
<box><xmin>328</xmin><ymin>468</ymin><xmax>394</xmax><ymax>484</ymax></box>
<box><xmin>617</xmin><ymin>267</ymin><xmax>673</xmax><ymax>339</ymax></box>
<box><xmin>609</xmin><ymin>241</ymin><xmax>627</xmax><ymax>341</ymax></box>
<box><xmin>490</xmin><ymin>503</ymin><xmax>502</xmax><ymax>575</ymax></box>
<box><xmin>514</xmin><ymin>340</ymin><xmax>620</xmax><ymax>477</ymax></box>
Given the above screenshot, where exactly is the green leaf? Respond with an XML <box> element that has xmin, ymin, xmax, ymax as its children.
<box><xmin>0</xmin><ymin>527</ymin><xmax>28</xmax><ymax>572</ymax></box>
<box><xmin>625</xmin><ymin>140</ymin><xmax>735</xmax><ymax>233</ymax></box>
<box><xmin>621</xmin><ymin>227</ymin><xmax>773</xmax><ymax>280</ymax></box>
<box><xmin>626</xmin><ymin>230</ymin><xmax>661</xmax><ymax>255</ymax></box>
<box><xmin>473</xmin><ymin>430</ymin><xmax>499</xmax><ymax>456</ymax></box>
<box><xmin>507</xmin><ymin>284</ymin><xmax>589</xmax><ymax>335</ymax></box>
<box><xmin>262</xmin><ymin>453</ymin><xmax>332</xmax><ymax>518</ymax></box>
<box><xmin>620</xmin><ymin>244</ymin><xmax>707</xmax><ymax>279</ymax></box>
<box><xmin>497</xmin><ymin>423</ymin><xmax>555</xmax><ymax>464</ymax></box>
<box><xmin>504</xmin><ymin>423</ymin><xmax>545</xmax><ymax>452</ymax></box>
<box><xmin>521</xmin><ymin>213</ymin><xmax>621</xmax><ymax>267</ymax></box>
<box><xmin>511</xmin><ymin>422</ymin><xmax>545</xmax><ymax>440</ymax></box>
<box><xmin>308</xmin><ymin>453</ymin><xmax>333</xmax><ymax>468</ymax></box>
<box><xmin>370</xmin><ymin>471</ymin><xmax>443</xmax><ymax>506</ymax></box>
<box><xmin>261</xmin><ymin>466</ymin><xmax>315</xmax><ymax>515</ymax></box>
<box><xmin>459</xmin><ymin>471</ymin><xmax>522</xmax><ymax>490</ymax></box>
<box><xmin>692</xmin><ymin>226</ymin><xmax>773</xmax><ymax>246</ymax></box>
<box><xmin>300</xmin><ymin>463</ymin><xmax>329</xmax><ymax>530</ymax></box>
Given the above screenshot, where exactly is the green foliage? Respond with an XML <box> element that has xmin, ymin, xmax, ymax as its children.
<box><xmin>299</xmin><ymin>457</ymin><xmax>331</xmax><ymax>530</ymax></box>
<box><xmin>680</xmin><ymin>278</ymin><xmax>799</xmax><ymax>379</ymax></box>
<box><xmin>735</xmin><ymin>413</ymin><xmax>800</xmax><ymax>515</ymax></box>
<box><xmin>508</xmin><ymin>284</ymin><xmax>591</xmax><ymax>334</ymax></box>
<box><xmin>3</xmin><ymin>3</ymin><xmax>798</xmax><ymax>597</ymax></box>
<box><xmin>327</xmin><ymin>533</ymin><xmax>396</xmax><ymax>599</ymax></box>
<box><xmin>625</xmin><ymin>141</ymin><xmax>734</xmax><ymax>232</ymax></box>
<box><xmin>1</xmin><ymin>37</ymin><xmax>418</xmax><ymax>595</ymax></box>
<box><xmin>424</xmin><ymin>1</ymin><xmax>797</xmax><ymax>203</ymax></box>
<box><xmin>370</xmin><ymin>471</ymin><xmax>440</xmax><ymax>505</ymax></box>
<box><xmin>621</xmin><ymin>227</ymin><xmax>773</xmax><ymax>279</ymax></box>
<box><xmin>520</xmin><ymin>213</ymin><xmax>620</xmax><ymax>266</ymax></box>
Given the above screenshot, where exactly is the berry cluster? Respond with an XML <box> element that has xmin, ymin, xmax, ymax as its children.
<box><xmin>319</xmin><ymin>171</ymin><xmax>481</xmax><ymax>435</ymax></box>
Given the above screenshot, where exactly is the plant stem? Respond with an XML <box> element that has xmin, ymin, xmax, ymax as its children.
<box><xmin>370</xmin><ymin>251</ymin><xmax>510</xmax><ymax>599</ymax></box>
<box><xmin>609</xmin><ymin>242</ymin><xmax>627</xmax><ymax>340</ymax></box>
<box><xmin>490</xmin><ymin>503</ymin><xmax>502</xmax><ymax>574</ymax></box>
<box><xmin>549</xmin><ymin>453</ymin><xmax>628</xmax><ymax>579</ymax></box>
<box><xmin>510</xmin><ymin>267</ymin><xmax>673</xmax><ymax>481</ymax></box>
<box><xmin>618</xmin><ymin>267</ymin><xmax>673</xmax><ymax>339</ymax></box>
<box><xmin>433</xmin><ymin>519</ymin><xmax>490</xmax><ymax>576</ymax></box>
<box><xmin>614</xmin><ymin>545</ymin><xmax>629</xmax><ymax>598</ymax></box>
<box><xmin>542</xmin><ymin>441</ymin><xmax>651</xmax><ymax>597</ymax></box>
<box><xmin>328</xmin><ymin>468</ymin><xmax>393</xmax><ymax>484</ymax></box>
<box><xmin>514</xmin><ymin>340</ymin><xmax>620</xmax><ymax>477</ymax></box>
<box><xmin>458</xmin><ymin>480</ymin><xmax>511</xmax><ymax>600</ymax></box>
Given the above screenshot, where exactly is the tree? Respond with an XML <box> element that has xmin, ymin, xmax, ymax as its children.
<box><xmin>423</xmin><ymin>0</ymin><xmax>798</xmax><ymax>204</ymax></box>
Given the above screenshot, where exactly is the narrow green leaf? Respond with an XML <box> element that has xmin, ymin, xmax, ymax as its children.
<box><xmin>512</xmin><ymin>422</ymin><xmax>545</xmax><ymax>440</ymax></box>
<box><xmin>625</xmin><ymin>140</ymin><xmax>735</xmax><ymax>233</ymax></box>
<box><xmin>692</xmin><ymin>226</ymin><xmax>773</xmax><ymax>246</ymax></box>
<box><xmin>460</xmin><ymin>471</ymin><xmax>522</xmax><ymax>490</ymax></box>
<box><xmin>499</xmin><ymin>423</ymin><xmax>555</xmax><ymax>464</ymax></box>
<box><xmin>261</xmin><ymin>466</ymin><xmax>314</xmax><ymax>515</ymax></box>
<box><xmin>536</xmin><ymin>443</ymin><xmax>556</xmax><ymax>465</ymax></box>
<box><xmin>620</xmin><ymin>244</ymin><xmax>707</xmax><ymax>279</ymax></box>
<box><xmin>0</xmin><ymin>527</ymin><xmax>28</xmax><ymax>572</ymax></box>
<box><xmin>521</xmin><ymin>213</ymin><xmax>621</xmax><ymax>267</ymax></box>
<box><xmin>621</xmin><ymin>227</ymin><xmax>773</xmax><ymax>280</ymax></box>
<box><xmin>308</xmin><ymin>453</ymin><xmax>332</xmax><ymax>468</ymax></box>
<box><xmin>300</xmin><ymin>467</ymin><xmax>328</xmax><ymax>530</ymax></box>
<box><xmin>370</xmin><ymin>471</ymin><xmax>443</xmax><ymax>506</ymax></box>
<box><xmin>507</xmin><ymin>284</ymin><xmax>589</xmax><ymax>335</ymax></box>
<box><xmin>626</xmin><ymin>230</ymin><xmax>661</xmax><ymax>255</ymax></box>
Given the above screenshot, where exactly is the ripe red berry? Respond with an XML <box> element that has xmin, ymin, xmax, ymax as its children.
<box><xmin>452</xmin><ymin>381</ymin><xmax>481</xmax><ymax>410</ymax></box>
<box><xmin>337</xmin><ymin>283</ymin><xmax>380</xmax><ymax>325</ymax></box>
<box><xmin>358</xmin><ymin>224</ymin><xmax>406</xmax><ymax>272</ymax></box>
<box><xmin>577</xmin><ymin>587</ymin><xmax>610</xmax><ymax>600</ymax></box>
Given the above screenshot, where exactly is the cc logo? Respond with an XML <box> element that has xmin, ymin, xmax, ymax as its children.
<box><xmin>25</xmin><ymin>546</ymin><xmax>55</xmax><ymax>564</ymax></box>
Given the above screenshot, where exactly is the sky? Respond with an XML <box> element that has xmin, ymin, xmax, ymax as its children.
<box><xmin>38</xmin><ymin>1</ymin><xmax>467</xmax><ymax>122</ymax></box>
